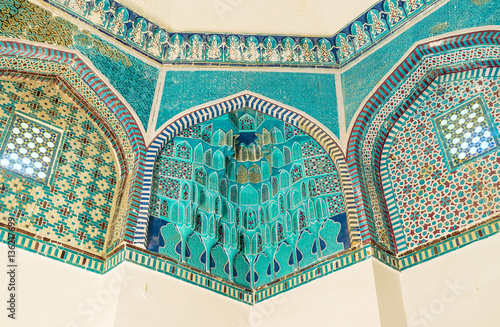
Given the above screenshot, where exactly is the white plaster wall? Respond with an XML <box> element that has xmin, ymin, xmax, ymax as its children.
<box><xmin>372</xmin><ymin>259</ymin><xmax>407</xmax><ymax>327</ymax></box>
<box><xmin>0</xmin><ymin>242</ymin><xmax>119</xmax><ymax>327</ymax></box>
<box><xmin>251</xmin><ymin>259</ymin><xmax>382</xmax><ymax>327</ymax></box>
<box><xmin>111</xmin><ymin>262</ymin><xmax>251</xmax><ymax>327</ymax></box>
<box><xmin>401</xmin><ymin>232</ymin><xmax>500</xmax><ymax>327</ymax></box>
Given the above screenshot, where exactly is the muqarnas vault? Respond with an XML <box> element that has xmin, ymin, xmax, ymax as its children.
<box><xmin>146</xmin><ymin>108</ymin><xmax>350</xmax><ymax>288</ymax></box>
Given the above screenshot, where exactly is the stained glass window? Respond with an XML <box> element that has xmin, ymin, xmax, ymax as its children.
<box><xmin>0</xmin><ymin>114</ymin><xmax>61</xmax><ymax>184</ymax></box>
<box><xmin>434</xmin><ymin>96</ymin><xmax>499</xmax><ymax>169</ymax></box>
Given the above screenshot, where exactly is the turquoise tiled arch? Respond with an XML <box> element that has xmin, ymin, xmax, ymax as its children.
<box><xmin>146</xmin><ymin>106</ymin><xmax>351</xmax><ymax>286</ymax></box>
<box><xmin>135</xmin><ymin>92</ymin><xmax>360</xmax><ymax>250</ymax></box>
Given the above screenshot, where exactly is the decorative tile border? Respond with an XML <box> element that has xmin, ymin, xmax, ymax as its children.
<box><xmin>125</xmin><ymin>245</ymin><xmax>254</xmax><ymax>304</ymax></box>
<box><xmin>370</xmin><ymin>244</ymin><xmax>400</xmax><ymax>270</ymax></box>
<box><xmin>397</xmin><ymin>214</ymin><xmax>500</xmax><ymax>270</ymax></box>
<box><xmin>40</xmin><ymin>0</ymin><xmax>443</xmax><ymax>68</ymax></box>
<box><xmin>255</xmin><ymin>246</ymin><xmax>368</xmax><ymax>303</ymax></box>
<box><xmin>0</xmin><ymin>227</ymin><xmax>105</xmax><ymax>273</ymax></box>
<box><xmin>255</xmin><ymin>213</ymin><xmax>500</xmax><ymax>302</ymax></box>
<box><xmin>134</xmin><ymin>92</ymin><xmax>360</xmax><ymax>248</ymax></box>
<box><xmin>0</xmin><ymin>226</ymin><xmax>253</xmax><ymax>303</ymax></box>
<box><xmin>346</xmin><ymin>29</ymin><xmax>500</xmax><ymax>252</ymax></box>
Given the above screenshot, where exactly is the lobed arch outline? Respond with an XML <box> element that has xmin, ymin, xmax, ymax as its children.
<box><xmin>345</xmin><ymin>27</ymin><xmax>500</xmax><ymax>252</ymax></box>
<box><xmin>0</xmin><ymin>38</ymin><xmax>147</xmax><ymax>250</ymax></box>
<box><xmin>134</xmin><ymin>91</ymin><xmax>360</xmax><ymax>248</ymax></box>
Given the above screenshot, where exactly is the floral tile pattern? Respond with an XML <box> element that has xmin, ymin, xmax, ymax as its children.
<box><xmin>33</xmin><ymin>0</ymin><xmax>442</xmax><ymax>67</ymax></box>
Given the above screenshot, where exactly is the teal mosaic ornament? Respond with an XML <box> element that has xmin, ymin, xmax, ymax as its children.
<box><xmin>335</xmin><ymin>33</ymin><xmax>354</xmax><ymax>63</ymax></box>
<box><xmin>384</xmin><ymin>0</ymin><xmax>406</xmax><ymax>28</ymax></box>
<box><xmin>206</xmin><ymin>35</ymin><xmax>222</xmax><ymax>62</ymax></box>
<box><xmin>66</xmin><ymin>0</ymin><xmax>88</xmax><ymax>16</ymax></box>
<box><xmin>299</xmin><ymin>38</ymin><xmax>316</xmax><ymax>63</ymax></box>
<box><xmin>317</xmin><ymin>39</ymin><xmax>335</xmax><ymax>63</ymax></box>
<box><xmin>166</xmin><ymin>34</ymin><xmax>185</xmax><ymax>61</ymax></box>
<box><xmin>262</xmin><ymin>37</ymin><xmax>279</xmax><ymax>63</ymax></box>
<box><xmin>281</xmin><ymin>37</ymin><xmax>298</xmax><ymax>63</ymax></box>
<box><xmin>127</xmin><ymin>17</ymin><xmax>147</xmax><ymax>48</ymax></box>
<box><xmin>187</xmin><ymin>34</ymin><xmax>203</xmax><ymax>61</ymax></box>
<box><xmin>366</xmin><ymin>9</ymin><xmax>389</xmax><ymax>41</ymax></box>
<box><xmin>146</xmin><ymin>28</ymin><xmax>167</xmax><ymax>59</ymax></box>
<box><xmin>86</xmin><ymin>0</ymin><xmax>110</xmax><ymax>27</ymax></box>
<box><xmin>146</xmin><ymin>107</ymin><xmax>349</xmax><ymax>287</ymax></box>
<box><xmin>0</xmin><ymin>113</ymin><xmax>62</xmax><ymax>184</ymax></box>
<box><xmin>351</xmin><ymin>21</ymin><xmax>371</xmax><ymax>53</ymax></box>
<box><xmin>107</xmin><ymin>7</ymin><xmax>129</xmax><ymax>39</ymax></box>
<box><xmin>72</xmin><ymin>33</ymin><xmax>159</xmax><ymax>131</ymax></box>
<box><xmin>403</xmin><ymin>0</ymin><xmax>425</xmax><ymax>17</ymax></box>
<box><xmin>37</xmin><ymin>0</ymin><xmax>447</xmax><ymax>69</ymax></box>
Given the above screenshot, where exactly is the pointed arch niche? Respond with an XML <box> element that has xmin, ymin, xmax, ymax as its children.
<box><xmin>0</xmin><ymin>39</ymin><xmax>146</xmax><ymax>257</ymax></box>
<box><xmin>346</xmin><ymin>28</ymin><xmax>500</xmax><ymax>254</ymax></box>
<box><xmin>140</xmin><ymin>91</ymin><xmax>359</xmax><ymax>288</ymax></box>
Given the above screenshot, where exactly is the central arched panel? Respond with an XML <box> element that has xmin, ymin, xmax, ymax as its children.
<box><xmin>141</xmin><ymin>94</ymin><xmax>357</xmax><ymax>288</ymax></box>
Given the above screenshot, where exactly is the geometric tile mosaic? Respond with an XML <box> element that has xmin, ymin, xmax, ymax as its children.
<box><xmin>433</xmin><ymin>96</ymin><xmax>499</xmax><ymax>170</ymax></box>
<box><xmin>0</xmin><ymin>0</ymin><xmax>158</xmax><ymax>131</ymax></box>
<box><xmin>0</xmin><ymin>42</ymin><xmax>145</xmax><ymax>257</ymax></box>
<box><xmin>385</xmin><ymin>74</ymin><xmax>500</xmax><ymax>250</ymax></box>
<box><xmin>0</xmin><ymin>77</ymin><xmax>119</xmax><ymax>256</ymax></box>
<box><xmin>346</xmin><ymin>30</ymin><xmax>500</xmax><ymax>252</ymax></box>
<box><xmin>0</xmin><ymin>113</ymin><xmax>62</xmax><ymax>184</ymax></box>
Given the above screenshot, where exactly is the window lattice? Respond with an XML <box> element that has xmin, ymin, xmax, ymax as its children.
<box><xmin>434</xmin><ymin>97</ymin><xmax>499</xmax><ymax>169</ymax></box>
<box><xmin>0</xmin><ymin>114</ymin><xmax>61</xmax><ymax>184</ymax></box>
